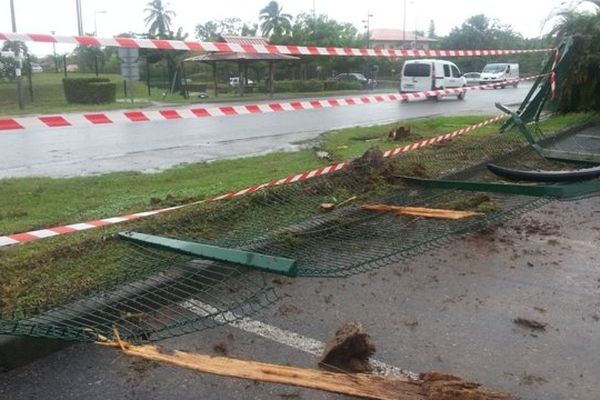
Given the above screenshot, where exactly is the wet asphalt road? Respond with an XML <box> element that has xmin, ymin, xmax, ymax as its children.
<box><xmin>0</xmin><ymin>84</ymin><xmax>531</xmax><ymax>178</ymax></box>
<box><xmin>1</xmin><ymin>198</ymin><xmax>599</xmax><ymax>399</ymax></box>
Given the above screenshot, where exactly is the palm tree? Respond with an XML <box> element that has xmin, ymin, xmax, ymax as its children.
<box><xmin>144</xmin><ymin>0</ymin><xmax>176</xmax><ymax>38</ymax></box>
<box><xmin>546</xmin><ymin>0</ymin><xmax>600</xmax><ymax>112</ymax></box>
<box><xmin>259</xmin><ymin>1</ymin><xmax>292</xmax><ymax>38</ymax></box>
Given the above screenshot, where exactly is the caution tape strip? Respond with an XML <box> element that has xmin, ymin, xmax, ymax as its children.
<box><xmin>0</xmin><ymin>75</ymin><xmax>542</xmax><ymax>132</ymax></box>
<box><xmin>0</xmin><ymin>32</ymin><xmax>554</xmax><ymax>58</ymax></box>
<box><xmin>0</xmin><ymin>114</ymin><xmax>507</xmax><ymax>248</ymax></box>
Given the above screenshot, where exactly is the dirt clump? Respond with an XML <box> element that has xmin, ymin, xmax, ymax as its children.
<box><xmin>319</xmin><ymin>322</ymin><xmax>376</xmax><ymax>372</ymax></box>
<box><xmin>212</xmin><ymin>342</ymin><xmax>228</xmax><ymax>356</ymax></box>
<box><xmin>420</xmin><ymin>371</ymin><xmax>513</xmax><ymax>400</ymax></box>
<box><xmin>350</xmin><ymin>147</ymin><xmax>386</xmax><ymax>171</ymax></box>
<box><xmin>513</xmin><ymin>317</ymin><xmax>547</xmax><ymax>330</ymax></box>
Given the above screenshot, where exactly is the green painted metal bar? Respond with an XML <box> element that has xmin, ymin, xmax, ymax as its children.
<box><xmin>119</xmin><ymin>232</ymin><xmax>298</xmax><ymax>277</ymax></box>
<box><xmin>538</xmin><ymin>148</ymin><xmax>600</xmax><ymax>164</ymax></box>
<box><xmin>398</xmin><ymin>175</ymin><xmax>600</xmax><ymax>199</ymax></box>
<box><xmin>496</xmin><ymin>102</ymin><xmax>538</xmax><ymax>145</ymax></box>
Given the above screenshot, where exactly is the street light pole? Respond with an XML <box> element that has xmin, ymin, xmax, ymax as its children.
<box><xmin>93</xmin><ymin>10</ymin><xmax>107</xmax><ymax>36</ymax></box>
<box><xmin>75</xmin><ymin>0</ymin><xmax>84</xmax><ymax>35</ymax></box>
<box><xmin>362</xmin><ymin>11</ymin><xmax>373</xmax><ymax>48</ymax></box>
<box><xmin>10</xmin><ymin>0</ymin><xmax>17</xmax><ymax>32</ymax></box>
<box><xmin>9</xmin><ymin>0</ymin><xmax>24</xmax><ymax>110</ymax></box>
<box><xmin>402</xmin><ymin>0</ymin><xmax>407</xmax><ymax>46</ymax></box>
<box><xmin>51</xmin><ymin>30</ymin><xmax>58</xmax><ymax>73</ymax></box>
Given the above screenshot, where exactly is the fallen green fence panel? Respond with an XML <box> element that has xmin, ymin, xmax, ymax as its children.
<box><xmin>398</xmin><ymin>175</ymin><xmax>600</xmax><ymax>199</ymax></box>
<box><xmin>119</xmin><ymin>231</ymin><xmax>298</xmax><ymax>277</ymax></box>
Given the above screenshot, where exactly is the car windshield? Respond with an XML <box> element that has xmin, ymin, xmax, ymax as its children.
<box><xmin>482</xmin><ymin>64</ymin><xmax>507</xmax><ymax>73</ymax></box>
<box><xmin>403</xmin><ymin>63</ymin><xmax>431</xmax><ymax>77</ymax></box>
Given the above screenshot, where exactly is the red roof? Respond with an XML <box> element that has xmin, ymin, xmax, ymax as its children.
<box><xmin>370</xmin><ymin>29</ymin><xmax>437</xmax><ymax>42</ymax></box>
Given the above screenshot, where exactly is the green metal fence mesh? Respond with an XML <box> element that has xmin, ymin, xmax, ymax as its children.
<box><xmin>2</xmin><ymin>123</ymin><xmax>599</xmax><ymax>342</ymax></box>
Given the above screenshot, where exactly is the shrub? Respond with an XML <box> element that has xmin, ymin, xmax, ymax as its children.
<box><xmin>63</xmin><ymin>77</ymin><xmax>117</xmax><ymax>104</ymax></box>
<box><xmin>293</xmin><ymin>79</ymin><xmax>324</xmax><ymax>92</ymax></box>
<box><xmin>323</xmin><ymin>80</ymin><xmax>363</xmax><ymax>91</ymax></box>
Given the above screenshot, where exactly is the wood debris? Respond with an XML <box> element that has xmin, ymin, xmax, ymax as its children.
<box><xmin>362</xmin><ymin>204</ymin><xmax>484</xmax><ymax>219</ymax></box>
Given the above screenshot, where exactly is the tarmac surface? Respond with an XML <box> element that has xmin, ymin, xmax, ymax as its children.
<box><xmin>0</xmin><ymin>85</ymin><xmax>531</xmax><ymax>178</ymax></box>
<box><xmin>1</xmin><ymin>196</ymin><xmax>599</xmax><ymax>400</ymax></box>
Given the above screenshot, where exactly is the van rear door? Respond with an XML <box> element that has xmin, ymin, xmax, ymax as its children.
<box><xmin>401</xmin><ymin>62</ymin><xmax>432</xmax><ymax>93</ymax></box>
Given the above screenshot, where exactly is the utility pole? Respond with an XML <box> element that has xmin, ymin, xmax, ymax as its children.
<box><xmin>362</xmin><ymin>11</ymin><xmax>373</xmax><ymax>49</ymax></box>
<box><xmin>10</xmin><ymin>0</ymin><xmax>24</xmax><ymax>110</ymax></box>
<box><xmin>10</xmin><ymin>0</ymin><xmax>17</xmax><ymax>32</ymax></box>
<box><xmin>76</xmin><ymin>0</ymin><xmax>84</xmax><ymax>35</ymax></box>
<box><xmin>51</xmin><ymin>31</ymin><xmax>58</xmax><ymax>72</ymax></box>
<box><xmin>402</xmin><ymin>0</ymin><xmax>407</xmax><ymax>46</ymax></box>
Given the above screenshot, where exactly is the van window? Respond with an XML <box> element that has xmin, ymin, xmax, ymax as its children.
<box><xmin>443</xmin><ymin>65</ymin><xmax>451</xmax><ymax>78</ymax></box>
<box><xmin>482</xmin><ymin>64</ymin><xmax>506</xmax><ymax>73</ymax></box>
<box><xmin>404</xmin><ymin>63</ymin><xmax>431</xmax><ymax>77</ymax></box>
<box><xmin>451</xmin><ymin>65</ymin><xmax>461</xmax><ymax>77</ymax></box>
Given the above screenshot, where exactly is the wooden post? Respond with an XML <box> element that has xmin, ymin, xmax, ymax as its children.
<box><xmin>212</xmin><ymin>62</ymin><xmax>218</xmax><ymax>97</ymax></box>
<box><xmin>243</xmin><ymin>62</ymin><xmax>249</xmax><ymax>94</ymax></box>
<box><xmin>269</xmin><ymin>61</ymin><xmax>274</xmax><ymax>99</ymax></box>
<box><xmin>238</xmin><ymin>62</ymin><xmax>244</xmax><ymax>96</ymax></box>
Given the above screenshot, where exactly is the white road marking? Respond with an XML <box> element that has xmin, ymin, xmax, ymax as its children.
<box><xmin>181</xmin><ymin>299</ymin><xmax>418</xmax><ymax>380</ymax></box>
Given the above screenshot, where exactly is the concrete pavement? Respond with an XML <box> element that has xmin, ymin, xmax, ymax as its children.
<box><xmin>1</xmin><ymin>197</ymin><xmax>598</xmax><ymax>400</ymax></box>
<box><xmin>0</xmin><ymin>85</ymin><xmax>531</xmax><ymax>178</ymax></box>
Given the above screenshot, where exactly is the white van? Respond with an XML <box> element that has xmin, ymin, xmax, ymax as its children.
<box><xmin>479</xmin><ymin>63</ymin><xmax>519</xmax><ymax>88</ymax></box>
<box><xmin>399</xmin><ymin>59</ymin><xmax>467</xmax><ymax>100</ymax></box>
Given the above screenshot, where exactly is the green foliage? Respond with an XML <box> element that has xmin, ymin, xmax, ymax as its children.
<box><xmin>72</xmin><ymin>45</ymin><xmax>104</xmax><ymax>73</ymax></box>
<box><xmin>62</xmin><ymin>77</ymin><xmax>116</xmax><ymax>104</ymax></box>
<box><xmin>0</xmin><ymin>55</ymin><xmax>17</xmax><ymax>79</ymax></box>
<box><xmin>260</xmin><ymin>1</ymin><xmax>293</xmax><ymax>37</ymax></box>
<box><xmin>195</xmin><ymin>18</ymin><xmax>257</xmax><ymax>41</ymax></box>
<box><xmin>144</xmin><ymin>0</ymin><xmax>176</xmax><ymax>37</ymax></box>
<box><xmin>440</xmin><ymin>14</ymin><xmax>548</xmax><ymax>74</ymax></box>
<box><xmin>323</xmin><ymin>80</ymin><xmax>363</xmax><ymax>91</ymax></box>
<box><xmin>548</xmin><ymin>1</ymin><xmax>600</xmax><ymax>112</ymax></box>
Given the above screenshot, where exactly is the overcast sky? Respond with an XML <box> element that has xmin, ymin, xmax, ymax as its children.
<box><xmin>0</xmin><ymin>0</ymin><xmax>588</xmax><ymax>55</ymax></box>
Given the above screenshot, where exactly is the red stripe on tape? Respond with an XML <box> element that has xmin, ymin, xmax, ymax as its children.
<box><xmin>245</xmin><ymin>105</ymin><xmax>261</xmax><ymax>113</ymax></box>
<box><xmin>50</xmin><ymin>226</ymin><xmax>77</xmax><ymax>234</ymax></box>
<box><xmin>8</xmin><ymin>233</ymin><xmax>38</xmax><ymax>243</ymax></box>
<box><xmin>84</xmin><ymin>114</ymin><xmax>112</xmax><ymax>124</ymax></box>
<box><xmin>39</xmin><ymin>116</ymin><xmax>70</xmax><ymax>127</ymax></box>
<box><xmin>151</xmin><ymin>39</ymin><xmax>175</xmax><ymax>50</ymax></box>
<box><xmin>191</xmin><ymin>108</ymin><xmax>210</xmax><ymax>117</ymax></box>
<box><xmin>159</xmin><ymin>110</ymin><xmax>182</xmax><ymax>119</ymax></box>
<box><xmin>114</xmin><ymin>37</ymin><xmax>139</xmax><ymax>48</ymax></box>
<box><xmin>269</xmin><ymin>103</ymin><xmax>284</xmax><ymax>112</ymax></box>
<box><xmin>219</xmin><ymin>107</ymin><xmax>237</xmax><ymax>116</ymax></box>
<box><xmin>75</xmin><ymin>35</ymin><xmax>101</xmax><ymax>46</ymax></box>
<box><xmin>0</xmin><ymin>119</ymin><xmax>23</xmax><ymax>130</ymax></box>
<box><xmin>124</xmin><ymin>111</ymin><xmax>149</xmax><ymax>122</ymax></box>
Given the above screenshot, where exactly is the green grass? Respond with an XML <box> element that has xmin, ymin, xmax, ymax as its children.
<box><xmin>0</xmin><ymin>72</ymin><xmax>377</xmax><ymax>116</ymax></box>
<box><xmin>0</xmin><ymin>73</ymin><xmax>155</xmax><ymax>115</ymax></box>
<box><xmin>0</xmin><ymin>111</ymin><xmax>596</xmax><ymax>312</ymax></box>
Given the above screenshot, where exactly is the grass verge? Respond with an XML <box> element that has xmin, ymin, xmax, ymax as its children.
<box><xmin>0</xmin><ymin>112</ymin><xmax>596</xmax><ymax>313</ymax></box>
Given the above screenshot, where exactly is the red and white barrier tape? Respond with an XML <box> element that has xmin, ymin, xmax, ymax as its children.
<box><xmin>0</xmin><ymin>32</ymin><xmax>553</xmax><ymax>58</ymax></box>
<box><xmin>550</xmin><ymin>49</ymin><xmax>560</xmax><ymax>100</ymax></box>
<box><xmin>0</xmin><ymin>114</ymin><xmax>506</xmax><ymax>248</ymax></box>
<box><xmin>0</xmin><ymin>75</ymin><xmax>542</xmax><ymax>132</ymax></box>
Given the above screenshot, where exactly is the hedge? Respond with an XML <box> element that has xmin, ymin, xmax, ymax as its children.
<box><xmin>63</xmin><ymin>78</ymin><xmax>117</xmax><ymax>104</ymax></box>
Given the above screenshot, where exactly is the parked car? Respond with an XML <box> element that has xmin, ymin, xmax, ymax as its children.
<box><xmin>399</xmin><ymin>59</ymin><xmax>467</xmax><ymax>100</ymax></box>
<box><xmin>333</xmin><ymin>73</ymin><xmax>376</xmax><ymax>89</ymax></box>
<box><xmin>229</xmin><ymin>77</ymin><xmax>254</xmax><ymax>87</ymax></box>
<box><xmin>479</xmin><ymin>63</ymin><xmax>519</xmax><ymax>88</ymax></box>
<box><xmin>29</xmin><ymin>62</ymin><xmax>43</xmax><ymax>73</ymax></box>
<box><xmin>463</xmin><ymin>72</ymin><xmax>481</xmax><ymax>86</ymax></box>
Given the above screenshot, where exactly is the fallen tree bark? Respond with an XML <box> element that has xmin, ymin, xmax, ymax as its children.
<box><xmin>100</xmin><ymin>334</ymin><xmax>512</xmax><ymax>400</ymax></box>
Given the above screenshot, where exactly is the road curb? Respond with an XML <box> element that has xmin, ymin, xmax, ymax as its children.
<box><xmin>0</xmin><ymin>335</ymin><xmax>71</xmax><ymax>372</ymax></box>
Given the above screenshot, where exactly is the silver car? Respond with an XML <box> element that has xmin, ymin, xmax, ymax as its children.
<box><xmin>463</xmin><ymin>72</ymin><xmax>481</xmax><ymax>86</ymax></box>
